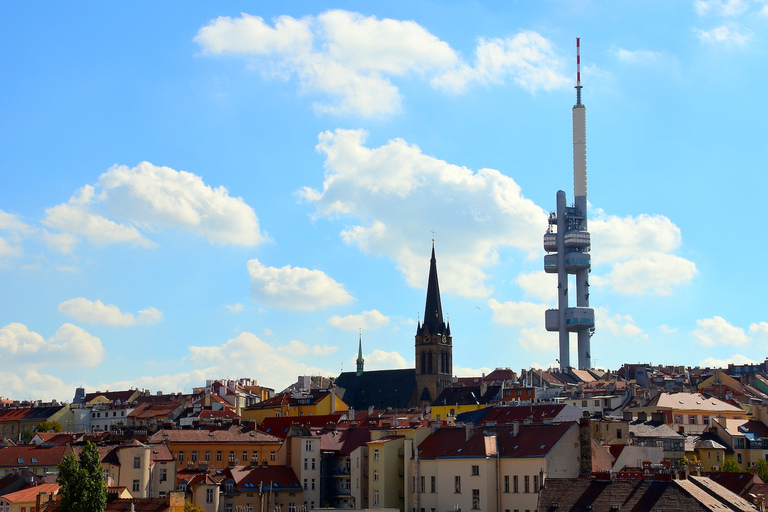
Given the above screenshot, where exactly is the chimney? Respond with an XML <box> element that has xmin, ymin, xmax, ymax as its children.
<box><xmin>465</xmin><ymin>423</ymin><xmax>475</xmax><ymax>441</ymax></box>
<box><xmin>512</xmin><ymin>421</ymin><xmax>519</xmax><ymax>437</ymax></box>
<box><xmin>651</xmin><ymin>412</ymin><xmax>665</xmax><ymax>423</ymax></box>
<box><xmin>622</xmin><ymin>410</ymin><xmax>633</xmax><ymax>421</ymax></box>
<box><xmin>638</xmin><ymin>411</ymin><xmax>648</xmax><ymax>422</ymax></box>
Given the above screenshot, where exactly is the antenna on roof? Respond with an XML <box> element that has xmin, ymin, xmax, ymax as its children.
<box><xmin>575</xmin><ymin>37</ymin><xmax>582</xmax><ymax>105</ymax></box>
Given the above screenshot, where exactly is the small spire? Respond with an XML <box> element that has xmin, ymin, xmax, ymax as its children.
<box><xmin>356</xmin><ymin>330</ymin><xmax>364</xmax><ymax>376</ymax></box>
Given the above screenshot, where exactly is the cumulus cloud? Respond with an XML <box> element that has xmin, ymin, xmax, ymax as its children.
<box><xmin>595</xmin><ymin>307</ymin><xmax>645</xmax><ymax>338</ymax></box>
<box><xmin>186</xmin><ymin>332</ymin><xmax>335</xmax><ymax>391</ymax></box>
<box><xmin>226</xmin><ymin>303</ymin><xmax>244</xmax><ymax>313</ymax></box>
<box><xmin>488</xmin><ymin>299</ymin><xmax>548</xmax><ymax>326</ymax></box>
<box><xmin>693</xmin><ymin>316</ymin><xmax>751</xmax><ymax>346</ymax></box>
<box><xmin>695</xmin><ymin>24</ymin><xmax>751</xmax><ymax>44</ymax></box>
<box><xmin>453</xmin><ymin>365</ymin><xmax>494</xmax><ymax>377</ymax></box>
<box><xmin>300</xmin><ymin>129</ymin><xmax>547</xmax><ymax>298</ymax></box>
<box><xmin>515</xmin><ymin>271</ymin><xmax>555</xmax><ymax>301</ymax></box>
<box><xmin>43</xmin><ymin>162</ymin><xmax>264</xmax><ymax>251</ymax></box>
<box><xmin>0</xmin><ymin>237</ymin><xmax>23</xmax><ymax>258</ymax></box>
<box><xmin>195</xmin><ymin>11</ymin><xmax>568</xmax><ymax>117</ymax></box>
<box><xmin>694</xmin><ymin>0</ymin><xmax>749</xmax><ymax>17</ymax></box>
<box><xmin>363</xmin><ymin>349</ymin><xmax>410</xmax><ymax>370</ymax></box>
<box><xmin>247</xmin><ymin>258</ymin><xmax>354</xmax><ymax>310</ymax></box>
<box><xmin>699</xmin><ymin>354</ymin><xmax>758</xmax><ymax>368</ymax></box>
<box><xmin>611</xmin><ymin>48</ymin><xmax>662</xmax><ymax>63</ymax></box>
<box><xmin>0</xmin><ymin>322</ymin><xmax>104</xmax><ymax>367</ymax></box>
<box><xmin>590</xmin><ymin>210</ymin><xmax>697</xmax><ymax>295</ymax></box>
<box><xmin>518</xmin><ymin>328</ymin><xmax>557</xmax><ymax>353</ymax></box>
<box><xmin>750</xmin><ymin>321</ymin><xmax>768</xmax><ymax>340</ymax></box>
<box><xmin>328</xmin><ymin>309</ymin><xmax>390</xmax><ymax>331</ymax></box>
<box><xmin>58</xmin><ymin>298</ymin><xmax>162</xmax><ymax>326</ymax></box>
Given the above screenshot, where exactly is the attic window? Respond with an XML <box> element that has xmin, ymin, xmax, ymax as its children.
<box><xmin>17</xmin><ymin>458</ymin><xmax>23</xmax><ymax>463</ymax></box>
<box><xmin>31</xmin><ymin>458</ymin><xmax>38</xmax><ymax>463</ymax></box>
<box><xmin>540</xmin><ymin>445</ymin><xmax>546</xmax><ymax>450</ymax></box>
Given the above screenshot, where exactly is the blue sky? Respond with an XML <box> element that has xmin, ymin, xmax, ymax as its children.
<box><xmin>2</xmin><ymin>1</ymin><xmax>767</xmax><ymax>401</ymax></box>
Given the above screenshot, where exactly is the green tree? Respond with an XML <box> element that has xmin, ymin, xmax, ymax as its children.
<box><xmin>37</xmin><ymin>420</ymin><xmax>63</xmax><ymax>433</ymax></box>
<box><xmin>721</xmin><ymin>457</ymin><xmax>744</xmax><ymax>473</ymax></box>
<box><xmin>754</xmin><ymin>458</ymin><xmax>768</xmax><ymax>482</ymax></box>
<box><xmin>20</xmin><ymin>429</ymin><xmax>35</xmax><ymax>444</ymax></box>
<box><xmin>57</xmin><ymin>442</ymin><xmax>107</xmax><ymax>512</ymax></box>
<box><xmin>184</xmin><ymin>502</ymin><xmax>205</xmax><ymax>512</ymax></box>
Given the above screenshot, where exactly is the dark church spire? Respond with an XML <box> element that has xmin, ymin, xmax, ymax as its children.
<box><xmin>421</xmin><ymin>241</ymin><xmax>446</xmax><ymax>336</ymax></box>
<box><xmin>356</xmin><ymin>330</ymin><xmax>364</xmax><ymax>376</ymax></box>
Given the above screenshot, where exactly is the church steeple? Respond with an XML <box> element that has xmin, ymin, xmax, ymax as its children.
<box><xmin>412</xmin><ymin>240</ymin><xmax>453</xmax><ymax>408</ymax></box>
<box><xmin>421</xmin><ymin>242</ymin><xmax>445</xmax><ymax>337</ymax></box>
<box><xmin>356</xmin><ymin>331</ymin><xmax>364</xmax><ymax>376</ymax></box>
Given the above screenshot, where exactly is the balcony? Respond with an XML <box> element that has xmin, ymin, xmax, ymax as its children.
<box><xmin>564</xmin><ymin>230</ymin><xmax>590</xmax><ymax>250</ymax></box>
<box><xmin>543</xmin><ymin>233</ymin><xmax>557</xmax><ymax>252</ymax></box>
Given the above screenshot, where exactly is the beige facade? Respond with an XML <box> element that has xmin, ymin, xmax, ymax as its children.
<box><xmin>278</xmin><ymin>431</ymin><xmax>322</xmax><ymax>509</ymax></box>
<box><xmin>368</xmin><ymin>437</ymin><xmax>405</xmax><ymax>510</ymax></box>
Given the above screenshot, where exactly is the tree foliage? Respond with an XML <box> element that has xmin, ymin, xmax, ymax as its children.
<box><xmin>184</xmin><ymin>502</ymin><xmax>206</xmax><ymax>512</ymax></box>
<box><xmin>721</xmin><ymin>457</ymin><xmax>744</xmax><ymax>473</ymax></box>
<box><xmin>37</xmin><ymin>420</ymin><xmax>63</xmax><ymax>433</ymax></box>
<box><xmin>20</xmin><ymin>429</ymin><xmax>35</xmax><ymax>444</ymax></box>
<box><xmin>57</xmin><ymin>442</ymin><xmax>107</xmax><ymax>512</ymax></box>
<box><xmin>754</xmin><ymin>458</ymin><xmax>768</xmax><ymax>482</ymax></box>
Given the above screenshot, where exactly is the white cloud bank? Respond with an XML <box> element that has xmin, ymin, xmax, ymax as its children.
<box><xmin>247</xmin><ymin>258</ymin><xmax>354</xmax><ymax>310</ymax></box>
<box><xmin>328</xmin><ymin>309</ymin><xmax>390</xmax><ymax>331</ymax></box>
<box><xmin>58</xmin><ymin>298</ymin><xmax>162</xmax><ymax>326</ymax></box>
<box><xmin>195</xmin><ymin>10</ymin><xmax>568</xmax><ymax>117</ymax></box>
<box><xmin>43</xmin><ymin>162</ymin><xmax>265</xmax><ymax>251</ymax></box>
<box><xmin>301</xmin><ymin>128</ymin><xmax>548</xmax><ymax>298</ymax></box>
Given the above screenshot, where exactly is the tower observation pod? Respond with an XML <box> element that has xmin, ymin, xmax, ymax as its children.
<box><xmin>543</xmin><ymin>38</ymin><xmax>595</xmax><ymax>372</ymax></box>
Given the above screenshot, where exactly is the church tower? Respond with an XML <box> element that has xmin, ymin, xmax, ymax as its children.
<box><xmin>413</xmin><ymin>242</ymin><xmax>452</xmax><ymax>407</ymax></box>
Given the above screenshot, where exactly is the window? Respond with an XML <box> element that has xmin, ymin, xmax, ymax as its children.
<box><xmin>159</xmin><ymin>492</ymin><xmax>166</xmax><ymax>498</ymax></box>
<box><xmin>289</xmin><ymin>504</ymin><xmax>296</xmax><ymax>512</ymax></box>
<box><xmin>243</xmin><ymin>451</ymin><xmax>248</xmax><ymax>462</ymax></box>
<box><xmin>373</xmin><ymin>490</ymin><xmax>379</xmax><ymax>506</ymax></box>
<box><xmin>133</xmin><ymin>480</ymin><xmax>140</xmax><ymax>492</ymax></box>
<box><xmin>533</xmin><ymin>475</ymin><xmax>539</xmax><ymax>492</ymax></box>
<box><xmin>160</xmin><ymin>469</ymin><xmax>167</xmax><ymax>482</ymax></box>
<box><xmin>374</xmin><ymin>449</ymin><xmax>379</xmax><ymax>460</ymax></box>
<box><xmin>504</xmin><ymin>475</ymin><xmax>509</xmax><ymax>493</ymax></box>
<box><xmin>738</xmin><ymin>453</ymin><xmax>743</xmax><ymax>464</ymax></box>
<box><xmin>717</xmin><ymin>452</ymin><xmax>721</xmax><ymax>462</ymax></box>
<box><xmin>311</xmin><ymin>479</ymin><xmax>316</xmax><ymax>490</ymax></box>
<box><xmin>247</xmin><ymin>506</ymin><xmax>253</xmax><ymax>512</ymax></box>
<box><xmin>226</xmin><ymin>505</ymin><xmax>232</xmax><ymax>512</ymax></box>
<box><xmin>471</xmin><ymin>465</ymin><xmax>479</xmax><ymax>476</ymax></box>
<box><xmin>177</xmin><ymin>452</ymin><xmax>184</xmax><ymax>462</ymax></box>
<box><xmin>674</xmin><ymin>415</ymin><xmax>683</xmax><ymax>424</ymax></box>
<box><xmin>229</xmin><ymin>451</ymin><xmax>235</xmax><ymax>462</ymax></box>
<box><xmin>524</xmin><ymin>475</ymin><xmax>530</xmax><ymax>493</ymax></box>
<box><xmin>594</xmin><ymin>400</ymin><xmax>600</xmax><ymax>407</ymax></box>
<box><xmin>306</xmin><ymin>440</ymin><xmax>313</xmax><ymax>451</ymax></box>
<box><xmin>191</xmin><ymin>451</ymin><xmax>198</xmax><ymax>462</ymax></box>
<box><xmin>373</xmin><ymin>470</ymin><xmax>379</xmax><ymax>481</ymax></box>
<box><xmin>271</xmin><ymin>451</ymin><xmax>276</xmax><ymax>461</ymax></box>
<box><xmin>304</xmin><ymin>479</ymin><xmax>308</xmax><ymax>490</ymax></box>
<box><xmin>206</xmin><ymin>489</ymin><xmax>214</xmax><ymax>503</ymax></box>
<box><xmin>205</xmin><ymin>451</ymin><xmax>210</xmax><ymax>461</ymax></box>
<box><xmin>431</xmin><ymin>476</ymin><xmax>436</xmax><ymax>493</ymax></box>
<box><xmin>420</xmin><ymin>476</ymin><xmax>425</xmax><ymax>492</ymax></box>
<box><xmin>311</xmin><ymin>458</ymin><xmax>316</xmax><ymax>469</ymax></box>
<box><xmin>689</xmin><ymin>415</ymin><xmax>696</xmax><ymax>425</ymax></box>
<box><xmin>472</xmin><ymin>489</ymin><xmax>480</xmax><ymax>509</ymax></box>
<box><xmin>513</xmin><ymin>475</ymin><xmax>518</xmax><ymax>493</ymax></box>
<box><xmin>217</xmin><ymin>451</ymin><xmax>222</xmax><ymax>461</ymax></box>
<box><xmin>304</xmin><ymin>458</ymin><xmax>308</xmax><ymax>470</ymax></box>
<box><xmin>617</xmin><ymin>429</ymin><xmax>622</xmax><ymax>439</ymax></box>
<box><xmin>455</xmin><ymin>476</ymin><xmax>461</xmax><ymax>493</ymax></box>
<box><xmin>581</xmin><ymin>400</ymin><xmax>587</xmax><ymax>407</ymax></box>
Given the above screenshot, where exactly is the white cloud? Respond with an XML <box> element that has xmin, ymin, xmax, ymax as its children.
<box><xmin>515</xmin><ymin>271</ymin><xmax>555</xmax><ymax>301</ymax></box>
<box><xmin>312</xmin><ymin>345</ymin><xmax>338</xmax><ymax>356</ymax></box>
<box><xmin>58</xmin><ymin>298</ymin><xmax>162</xmax><ymax>326</ymax></box>
<box><xmin>363</xmin><ymin>349</ymin><xmax>410</xmax><ymax>370</ymax></box>
<box><xmin>698</xmin><ymin>354</ymin><xmax>758</xmax><ymax>368</ymax></box>
<box><xmin>749</xmin><ymin>321</ymin><xmax>768</xmax><ymax>341</ymax></box>
<box><xmin>0</xmin><ymin>322</ymin><xmax>104</xmax><ymax>367</ymax></box>
<box><xmin>695</xmin><ymin>24</ymin><xmax>751</xmax><ymax>44</ymax></box>
<box><xmin>186</xmin><ymin>332</ymin><xmax>335</xmax><ymax>391</ymax></box>
<box><xmin>694</xmin><ymin>0</ymin><xmax>749</xmax><ymax>17</ymax></box>
<box><xmin>43</xmin><ymin>162</ymin><xmax>264</xmax><ymax>250</ymax></box>
<box><xmin>226</xmin><ymin>303</ymin><xmax>244</xmax><ymax>313</ymax></box>
<box><xmin>518</xmin><ymin>328</ymin><xmax>557</xmax><ymax>353</ymax></box>
<box><xmin>0</xmin><ymin>210</ymin><xmax>32</xmax><ymax>235</ymax></box>
<box><xmin>590</xmin><ymin>210</ymin><xmax>697</xmax><ymax>295</ymax></box>
<box><xmin>300</xmin><ymin>129</ymin><xmax>548</xmax><ymax>298</ymax></box>
<box><xmin>595</xmin><ymin>307</ymin><xmax>645</xmax><ymax>338</ymax></box>
<box><xmin>0</xmin><ymin>237</ymin><xmax>23</xmax><ymax>258</ymax></box>
<box><xmin>612</xmin><ymin>48</ymin><xmax>662</xmax><ymax>63</ymax></box>
<box><xmin>247</xmin><ymin>258</ymin><xmax>354</xmax><ymax>310</ymax></box>
<box><xmin>452</xmin><ymin>365</ymin><xmax>494</xmax><ymax>378</ymax></box>
<box><xmin>328</xmin><ymin>309</ymin><xmax>390</xmax><ymax>331</ymax></box>
<box><xmin>195</xmin><ymin>11</ymin><xmax>567</xmax><ymax>117</ymax></box>
<box><xmin>0</xmin><ymin>369</ymin><xmax>73</xmax><ymax>403</ymax></box>
<box><xmin>660</xmin><ymin>325</ymin><xmax>679</xmax><ymax>334</ymax></box>
<box><xmin>42</xmin><ymin>230</ymin><xmax>79</xmax><ymax>254</ymax></box>
<box><xmin>692</xmin><ymin>316</ymin><xmax>751</xmax><ymax>346</ymax></box>
<box><xmin>488</xmin><ymin>299</ymin><xmax>547</xmax><ymax>326</ymax></box>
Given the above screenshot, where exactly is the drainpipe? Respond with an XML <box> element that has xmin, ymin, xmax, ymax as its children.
<box><xmin>413</xmin><ymin>442</ymin><xmax>419</xmax><ymax>512</ymax></box>
<box><xmin>495</xmin><ymin>434</ymin><xmax>501</xmax><ymax>512</ymax></box>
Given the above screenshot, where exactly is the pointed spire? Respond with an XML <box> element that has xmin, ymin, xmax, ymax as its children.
<box><xmin>356</xmin><ymin>330</ymin><xmax>364</xmax><ymax>376</ymax></box>
<box><xmin>422</xmin><ymin>240</ymin><xmax>445</xmax><ymax>336</ymax></box>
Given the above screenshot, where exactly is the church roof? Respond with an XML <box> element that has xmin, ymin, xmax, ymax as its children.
<box><xmin>335</xmin><ymin>369</ymin><xmax>416</xmax><ymax>410</ymax></box>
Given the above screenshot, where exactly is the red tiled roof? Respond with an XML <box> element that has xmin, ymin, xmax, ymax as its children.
<box><xmin>258</xmin><ymin>414</ymin><xmax>344</xmax><ymax>438</ymax></box>
<box><xmin>0</xmin><ymin>483</ymin><xmax>59</xmax><ymax>503</ymax></box>
<box><xmin>128</xmin><ymin>401</ymin><xmax>181</xmax><ymax>419</ymax></box>
<box><xmin>33</xmin><ymin>433</ymin><xmax>72</xmax><ymax>446</ymax></box>
<box><xmin>228</xmin><ymin>465</ymin><xmax>301</xmax><ymax>491</ymax></box>
<box><xmin>0</xmin><ymin>445</ymin><xmax>69</xmax><ymax>468</ymax></box>
<box><xmin>149</xmin><ymin>425</ymin><xmax>280</xmax><ymax>444</ymax></box>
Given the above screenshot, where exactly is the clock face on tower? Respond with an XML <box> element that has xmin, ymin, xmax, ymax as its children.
<box><xmin>442</xmin><ymin>335</ymin><xmax>447</xmax><ymax>344</ymax></box>
<box><xmin>423</xmin><ymin>335</ymin><xmax>429</xmax><ymax>344</ymax></box>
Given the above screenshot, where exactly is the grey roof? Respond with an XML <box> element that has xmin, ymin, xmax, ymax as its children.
<box><xmin>334</xmin><ymin>369</ymin><xmax>416</xmax><ymax>410</ymax></box>
<box><xmin>629</xmin><ymin>420</ymin><xmax>683</xmax><ymax>439</ymax></box>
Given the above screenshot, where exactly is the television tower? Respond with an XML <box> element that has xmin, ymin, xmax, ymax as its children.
<box><xmin>543</xmin><ymin>38</ymin><xmax>595</xmax><ymax>372</ymax></box>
